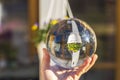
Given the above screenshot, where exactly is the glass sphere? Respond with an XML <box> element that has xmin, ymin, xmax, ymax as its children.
<box><xmin>46</xmin><ymin>18</ymin><xmax>97</xmax><ymax>68</ymax></box>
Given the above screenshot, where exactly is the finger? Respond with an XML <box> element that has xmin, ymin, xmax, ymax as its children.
<box><xmin>76</xmin><ymin>57</ymin><xmax>92</xmax><ymax>77</ymax></box>
<box><xmin>45</xmin><ymin>70</ymin><xmax>58</xmax><ymax>80</ymax></box>
<box><xmin>56</xmin><ymin>70</ymin><xmax>67</xmax><ymax>75</ymax></box>
<box><xmin>85</xmin><ymin>54</ymin><xmax>98</xmax><ymax>72</ymax></box>
<box><xmin>41</xmin><ymin>48</ymin><xmax>50</xmax><ymax>69</ymax></box>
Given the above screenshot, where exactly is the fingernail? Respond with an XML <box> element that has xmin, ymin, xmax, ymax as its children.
<box><xmin>88</xmin><ymin>57</ymin><xmax>92</xmax><ymax>62</ymax></box>
<box><xmin>85</xmin><ymin>57</ymin><xmax>92</xmax><ymax>62</ymax></box>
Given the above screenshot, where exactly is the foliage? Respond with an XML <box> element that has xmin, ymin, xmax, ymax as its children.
<box><xmin>67</xmin><ymin>43</ymin><xmax>82</xmax><ymax>52</ymax></box>
<box><xmin>32</xmin><ymin>20</ymin><xmax>59</xmax><ymax>46</ymax></box>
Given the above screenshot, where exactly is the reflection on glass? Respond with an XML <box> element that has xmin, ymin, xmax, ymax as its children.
<box><xmin>46</xmin><ymin>18</ymin><xmax>97</xmax><ymax>68</ymax></box>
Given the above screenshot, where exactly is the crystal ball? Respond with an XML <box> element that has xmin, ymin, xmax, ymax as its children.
<box><xmin>46</xmin><ymin>18</ymin><xmax>97</xmax><ymax>68</ymax></box>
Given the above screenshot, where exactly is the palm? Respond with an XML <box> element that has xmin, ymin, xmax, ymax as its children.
<box><xmin>40</xmin><ymin>48</ymin><xmax>98</xmax><ymax>80</ymax></box>
<box><xmin>45</xmin><ymin>65</ymin><xmax>85</xmax><ymax>80</ymax></box>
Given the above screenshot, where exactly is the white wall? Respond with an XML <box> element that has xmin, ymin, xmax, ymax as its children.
<box><xmin>39</xmin><ymin>0</ymin><xmax>67</xmax><ymax>28</ymax></box>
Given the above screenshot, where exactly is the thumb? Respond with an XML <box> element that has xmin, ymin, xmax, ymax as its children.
<box><xmin>41</xmin><ymin>48</ymin><xmax>50</xmax><ymax>69</ymax></box>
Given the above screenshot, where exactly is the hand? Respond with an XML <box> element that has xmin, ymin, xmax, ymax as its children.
<box><xmin>40</xmin><ymin>48</ymin><xmax>98</xmax><ymax>80</ymax></box>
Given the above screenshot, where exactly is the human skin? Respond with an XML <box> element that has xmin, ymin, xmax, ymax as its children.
<box><xmin>40</xmin><ymin>48</ymin><xmax>98</xmax><ymax>80</ymax></box>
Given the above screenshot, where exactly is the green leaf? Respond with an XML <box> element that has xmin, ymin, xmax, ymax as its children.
<box><xmin>67</xmin><ymin>43</ymin><xmax>82</xmax><ymax>52</ymax></box>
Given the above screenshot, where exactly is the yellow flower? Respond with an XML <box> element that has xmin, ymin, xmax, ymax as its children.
<box><xmin>32</xmin><ymin>24</ymin><xmax>38</xmax><ymax>31</ymax></box>
<box><xmin>50</xmin><ymin>20</ymin><xmax>58</xmax><ymax>25</ymax></box>
<box><xmin>65</xmin><ymin>16</ymin><xmax>69</xmax><ymax>19</ymax></box>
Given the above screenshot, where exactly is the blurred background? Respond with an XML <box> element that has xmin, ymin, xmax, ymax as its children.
<box><xmin>0</xmin><ymin>0</ymin><xmax>39</xmax><ymax>80</ymax></box>
<box><xmin>0</xmin><ymin>0</ymin><xmax>120</xmax><ymax>80</ymax></box>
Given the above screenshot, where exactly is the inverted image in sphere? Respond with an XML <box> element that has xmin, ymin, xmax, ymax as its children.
<box><xmin>46</xmin><ymin>18</ymin><xmax>97</xmax><ymax>68</ymax></box>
